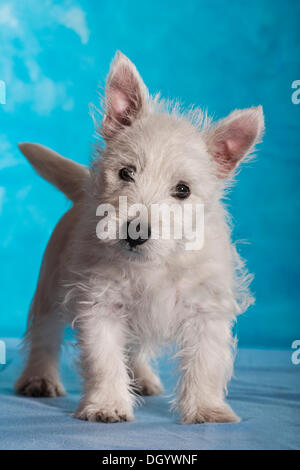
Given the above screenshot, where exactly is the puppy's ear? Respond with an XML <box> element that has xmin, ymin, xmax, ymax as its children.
<box><xmin>206</xmin><ymin>106</ymin><xmax>264</xmax><ymax>177</ymax></box>
<box><xmin>102</xmin><ymin>51</ymin><xmax>149</xmax><ymax>139</ymax></box>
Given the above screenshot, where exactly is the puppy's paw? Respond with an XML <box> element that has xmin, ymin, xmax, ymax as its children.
<box><xmin>181</xmin><ymin>403</ymin><xmax>240</xmax><ymax>424</ymax></box>
<box><xmin>15</xmin><ymin>376</ymin><xmax>66</xmax><ymax>398</ymax></box>
<box><xmin>135</xmin><ymin>376</ymin><xmax>164</xmax><ymax>396</ymax></box>
<box><xmin>74</xmin><ymin>402</ymin><xmax>134</xmax><ymax>423</ymax></box>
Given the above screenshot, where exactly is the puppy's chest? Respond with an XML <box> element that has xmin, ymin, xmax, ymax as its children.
<box><xmin>124</xmin><ymin>269</ymin><xmax>201</xmax><ymax>338</ymax></box>
<box><xmin>125</xmin><ymin>270</ymin><xmax>178</xmax><ymax>336</ymax></box>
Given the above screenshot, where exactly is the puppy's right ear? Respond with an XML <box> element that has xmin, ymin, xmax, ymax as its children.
<box><xmin>102</xmin><ymin>51</ymin><xmax>149</xmax><ymax>140</ymax></box>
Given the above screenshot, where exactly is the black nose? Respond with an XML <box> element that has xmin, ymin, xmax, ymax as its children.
<box><xmin>126</xmin><ymin>221</ymin><xmax>151</xmax><ymax>247</ymax></box>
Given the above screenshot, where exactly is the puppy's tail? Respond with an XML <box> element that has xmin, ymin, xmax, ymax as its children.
<box><xmin>18</xmin><ymin>142</ymin><xmax>89</xmax><ymax>203</ymax></box>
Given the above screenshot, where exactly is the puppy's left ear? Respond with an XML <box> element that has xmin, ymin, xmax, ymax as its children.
<box><xmin>102</xmin><ymin>51</ymin><xmax>149</xmax><ymax>139</ymax></box>
<box><xmin>206</xmin><ymin>106</ymin><xmax>265</xmax><ymax>177</ymax></box>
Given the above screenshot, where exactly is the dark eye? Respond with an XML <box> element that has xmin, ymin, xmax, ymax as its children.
<box><xmin>119</xmin><ymin>167</ymin><xmax>135</xmax><ymax>182</ymax></box>
<box><xmin>173</xmin><ymin>182</ymin><xmax>190</xmax><ymax>199</ymax></box>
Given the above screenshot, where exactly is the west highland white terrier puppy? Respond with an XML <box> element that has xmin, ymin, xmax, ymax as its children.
<box><xmin>15</xmin><ymin>52</ymin><xmax>264</xmax><ymax>424</ymax></box>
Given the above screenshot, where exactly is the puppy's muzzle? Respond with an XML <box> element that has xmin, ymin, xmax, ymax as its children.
<box><xmin>126</xmin><ymin>221</ymin><xmax>151</xmax><ymax>248</ymax></box>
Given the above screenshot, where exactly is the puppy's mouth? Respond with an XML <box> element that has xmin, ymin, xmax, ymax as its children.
<box><xmin>125</xmin><ymin>245</ymin><xmax>141</xmax><ymax>255</ymax></box>
<box><xmin>120</xmin><ymin>240</ymin><xmax>150</xmax><ymax>262</ymax></box>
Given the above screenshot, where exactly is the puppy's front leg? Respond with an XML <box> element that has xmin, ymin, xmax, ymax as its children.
<box><xmin>176</xmin><ymin>316</ymin><xmax>240</xmax><ymax>424</ymax></box>
<box><xmin>74</xmin><ymin>311</ymin><xmax>134</xmax><ymax>423</ymax></box>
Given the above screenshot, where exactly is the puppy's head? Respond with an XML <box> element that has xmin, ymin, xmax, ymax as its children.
<box><xmin>93</xmin><ymin>52</ymin><xmax>264</xmax><ymax>263</ymax></box>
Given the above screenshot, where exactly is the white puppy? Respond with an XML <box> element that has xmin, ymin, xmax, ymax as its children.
<box><xmin>15</xmin><ymin>52</ymin><xmax>264</xmax><ymax>424</ymax></box>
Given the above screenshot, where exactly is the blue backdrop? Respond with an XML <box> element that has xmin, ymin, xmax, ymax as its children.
<box><xmin>0</xmin><ymin>0</ymin><xmax>299</xmax><ymax>346</ymax></box>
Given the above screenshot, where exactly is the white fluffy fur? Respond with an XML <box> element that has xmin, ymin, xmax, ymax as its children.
<box><xmin>15</xmin><ymin>51</ymin><xmax>264</xmax><ymax>424</ymax></box>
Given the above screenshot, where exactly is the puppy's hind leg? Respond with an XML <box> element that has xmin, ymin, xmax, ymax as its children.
<box><xmin>15</xmin><ymin>208</ymin><xmax>77</xmax><ymax>398</ymax></box>
<box><xmin>15</xmin><ymin>310</ymin><xmax>66</xmax><ymax>398</ymax></box>
<box><xmin>130</xmin><ymin>350</ymin><xmax>164</xmax><ymax>396</ymax></box>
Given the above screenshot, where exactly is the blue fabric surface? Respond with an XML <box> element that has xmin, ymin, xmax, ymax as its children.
<box><xmin>0</xmin><ymin>339</ymin><xmax>299</xmax><ymax>450</ymax></box>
